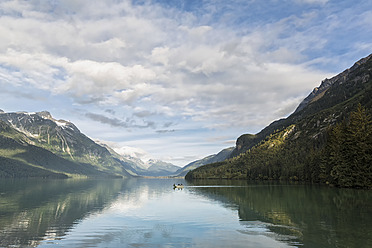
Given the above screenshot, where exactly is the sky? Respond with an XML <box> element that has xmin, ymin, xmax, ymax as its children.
<box><xmin>0</xmin><ymin>0</ymin><xmax>371</xmax><ymax>166</ymax></box>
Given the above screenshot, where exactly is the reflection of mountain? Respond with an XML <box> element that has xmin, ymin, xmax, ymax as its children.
<box><xmin>0</xmin><ymin>179</ymin><xmax>130</xmax><ymax>247</ymax></box>
<box><xmin>0</xmin><ymin>178</ymin><xmax>181</xmax><ymax>247</ymax></box>
<box><xmin>187</xmin><ymin>180</ymin><xmax>372</xmax><ymax>248</ymax></box>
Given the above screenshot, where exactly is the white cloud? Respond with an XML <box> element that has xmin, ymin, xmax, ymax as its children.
<box><xmin>113</xmin><ymin>145</ymin><xmax>152</xmax><ymax>162</ymax></box>
<box><xmin>0</xmin><ymin>0</ymin><xmax>370</xmax><ymax>165</ymax></box>
<box><xmin>293</xmin><ymin>0</ymin><xmax>329</xmax><ymax>4</ymax></box>
<box><xmin>0</xmin><ymin>0</ymin><xmax>332</xmax><ymax>131</ymax></box>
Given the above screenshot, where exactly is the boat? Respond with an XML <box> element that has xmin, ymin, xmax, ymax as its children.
<box><xmin>173</xmin><ymin>184</ymin><xmax>184</xmax><ymax>189</ymax></box>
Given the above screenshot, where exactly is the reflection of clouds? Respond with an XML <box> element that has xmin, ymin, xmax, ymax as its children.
<box><xmin>191</xmin><ymin>228</ymin><xmax>294</xmax><ymax>248</ymax></box>
<box><xmin>238</xmin><ymin>221</ymin><xmax>300</xmax><ymax>247</ymax></box>
<box><xmin>238</xmin><ymin>220</ymin><xmax>269</xmax><ymax>234</ymax></box>
<box><xmin>34</xmin><ymin>179</ymin><xmax>302</xmax><ymax>247</ymax></box>
<box><xmin>60</xmin><ymin>224</ymin><xmax>192</xmax><ymax>248</ymax></box>
<box><xmin>107</xmin><ymin>186</ymin><xmax>150</xmax><ymax>214</ymax></box>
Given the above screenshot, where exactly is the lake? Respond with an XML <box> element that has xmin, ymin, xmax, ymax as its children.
<box><xmin>0</xmin><ymin>178</ymin><xmax>371</xmax><ymax>248</ymax></box>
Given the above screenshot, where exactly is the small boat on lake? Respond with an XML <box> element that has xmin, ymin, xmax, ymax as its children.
<box><xmin>173</xmin><ymin>184</ymin><xmax>184</xmax><ymax>189</ymax></box>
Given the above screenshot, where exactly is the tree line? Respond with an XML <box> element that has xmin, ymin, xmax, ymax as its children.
<box><xmin>186</xmin><ymin>105</ymin><xmax>372</xmax><ymax>188</ymax></box>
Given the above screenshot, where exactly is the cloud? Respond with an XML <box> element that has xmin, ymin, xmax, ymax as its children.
<box><xmin>1</xmin><ymin>0</ymin><xmax>371</xmax><ymax>165</ymax></box>
<box><xmin>0</xmin><ymin>49</ymin><xmax>157</xmax><ymax>103</ymax></box>
<box><xmin>293</xmin><ymin>0</ymin><xmax>329</xmax><ymax>4</ymax></box>
<box><xmin>114</xmin><ymin>146</ymin><xmax>150</xmax><ymax>160</ymax></box>
<box><xmin>156</xmin><ymin>129</ymin><xmax>176</xmax><ymax>134</ymax></box>
<box><xmin>99</xmin><ymin>140</ymin><xmax>152</xmax><ymax>162</ymax></box>
<box><xmin>133</xmin><ymin>110</ymin><xmax>155</xmax><ymax>118</ymax></box>
<box><xmin>0</xmin><ymin>0</ymin><xmax>337</xmax><ymax>133</ymax></box>
<box><xmin>0</xmin><ymin>86</ymin><xmax>47</xmax><ymax>101</ymax></box>
<box><xmin>105</xmin><ymin>109</ymin><xmax>116</xmax><ymax>115</ymax></box>
<box><xmin>85</xmin><ymin>112</ymin><xmax>156</xmax><ymax>129</ymax></box>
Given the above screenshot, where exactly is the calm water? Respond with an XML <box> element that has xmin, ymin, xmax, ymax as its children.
<box><xmin>0</xmin><ymin>178</ymin><xmax>371</xmax><ymax>248</ymax></box>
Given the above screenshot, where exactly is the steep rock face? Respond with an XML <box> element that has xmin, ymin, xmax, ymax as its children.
<box><xmin>0</xmin><ymin>111</ymin><xmax>130</xmax><ymax>177</ymax></box>
<box><xmin>295</xmin><ymin>53</ymin><xmax>372</xmax><ymax>114</ymax></box>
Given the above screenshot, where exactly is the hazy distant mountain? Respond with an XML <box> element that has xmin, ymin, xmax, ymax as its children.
<box><xmin>97</xmin><ymin>141</ymin><xmax>181</xmax><ymax>177</ymax></box>
<box><xmin>140</xmin><ymin>159</ymin><xmax>180</xmax><ymax>177</ymax></box>
<box><xmin>187</xmin><ymin>53</ymin><xmax>372</xmax><ymax>187</ymax></box>
<box><xmin>176</xmin><ymin>147</ymin><xmax>234</xmax><ymax>177</ymax></box>
<box><xmin>0</xmin><ymin>111</ymin><xmax>130</xmax><ymax>178</ymax></box>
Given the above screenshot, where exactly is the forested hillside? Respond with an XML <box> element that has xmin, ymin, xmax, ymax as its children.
<box><xmin>0</xmin><ymin>112</ymin><xmax>130</xmax><ymax>178</ymax></box>
<box><xmin>186</xmin><ymin>54</ymin><xmax>372</xmax><ymax>188</ymax></box>
<box><xmin>175</xmin><ymin>147</ymin><xmax>234</xmax><ymax>177</ymax></box>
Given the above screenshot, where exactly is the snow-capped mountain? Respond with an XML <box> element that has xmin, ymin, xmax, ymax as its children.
<box><xmin>0</xmin><ymin>110</ymin><xmax>130</xmax><ymax>178</ymax></box>
<box><xmin>97</xmin><ymin>141</ymin><xmax>181</xmax><ymax>177</ymax></box>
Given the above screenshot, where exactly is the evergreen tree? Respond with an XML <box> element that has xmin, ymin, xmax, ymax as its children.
<box><xmin>323</xmin><ymin>104</ymin><xmax>372</xmax><ymax>188</ymax></box>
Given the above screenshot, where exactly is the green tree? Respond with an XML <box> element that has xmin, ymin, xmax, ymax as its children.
<box><xmin>322</xmin><ymin>104</ymin><xmax>372</xmax><ymax>188</ymax></box>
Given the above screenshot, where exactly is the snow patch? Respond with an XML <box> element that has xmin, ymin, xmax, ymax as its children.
<box><xmin>54</xmin><ymin>120</ymin><xmax>75</xmax><ymax>131</ymax></box>
<box><xmin>11</xmin><ymin>124</ymin><xmax>39</xmax><ymax>138</ymax></box>
<box><xmin>55</xmin><ymin>120</ymin><xmax>67</xmax><ymax>127</ymax></box>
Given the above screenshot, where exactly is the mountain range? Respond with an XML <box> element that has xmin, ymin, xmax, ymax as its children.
<box><xmin>2</xmin><ymin>53</ymin><xmax>371</xmax><ymax>185</ymax></box>
<box><xmin>0</xmin><ymin>108</ymin><xmax>236</xmax><ymax>178</ymax></box>
<box><xmin>0</xmin><ymin>111</ymin><xmax>180</xmax><ymax>178</ymax></box>
<box><xmin>232</xmin><ymin>53</ymin><xmax>372</xmax><ymax>158</ymax></box>
<box><xmin>186</xmin><ymin>53</ymin><xmax>372</xmax><ymax>188</ymax></box>
<box><xmin>175</xmin><ymin>147</ymin><xmax>234</xmax><ymax>177</ymax></box>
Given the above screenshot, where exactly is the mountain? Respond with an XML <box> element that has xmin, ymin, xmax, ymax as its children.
<box><xmin>141</xmin><ymin>159</ymin><xmax>180</xmax><ymax>177</ymax></box>
<box><xmin>175</xmin><ymin>147</ymin><xmax>234</xmax><ymax>177</ymax></box>
<box><xmin>0</xmin><ymin>111</ymin><xmax>131</xmax><ymax>178</ymax></box>
<box><xmin>228</xmin><ymin>54</ymin><xmax>372</xmax><ymax>159</ymax></box>
<box><xmin>94</xmin><ymin>142</ymin><xmax>143</xmax><ymax>176</ymax></box>
<box><xmin>97</xmin><ymin>142</ymin><xmax>181</xmax><ymax>177</ymax></box>
<box><xmin>234</xmin><ymin>54</ymin><xmax>372</xmax><ymax>157</ymax></box>
<box><xmin>186</xmin><ymin>53</ymin><xmax>372</xmax><ymax>188</ymax></box>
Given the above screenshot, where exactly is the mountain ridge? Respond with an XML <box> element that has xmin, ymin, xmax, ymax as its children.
<box><xmin>0</xmin><ymin>111</ymin><xmax>181</xmax><ymax>178</ymax></box>
<box><xmin>175</xmin><ymin>147</ymin><xmax>234</xmax><ymax>177</ymax></box>
<box><xmin>186</xmin><ymin>53</ymin><xmax>372</xmax><ymax>188</ymax></box>
<box><xmin>230</xmin><ymin>53</ymin><xmax>372</xmax><ymax>158</ymax></box>
<box><xmin>96</xmin><ymin>141</ymin><xmax>181</xmax><ymax>177</ymax></box>
<box><xmin>0</xmin><ymin>111</ymin><xmax>130</xmax><ymax>178</ymax></box>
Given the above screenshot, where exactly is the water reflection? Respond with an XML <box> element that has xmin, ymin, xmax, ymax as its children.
<box><xmin>1</xmin><ymin>178</ymin><xmax>371</xmax><ymax>248</ymax></box>
<box><xmin>187</xmin><ymin>180</ymin><xmax>372</xmax><ymax>248</ymax></box>
<box><xmin>0</xmin><ymin>178</ymin><xmax>128</xmax><ymax>247</ymax></box>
